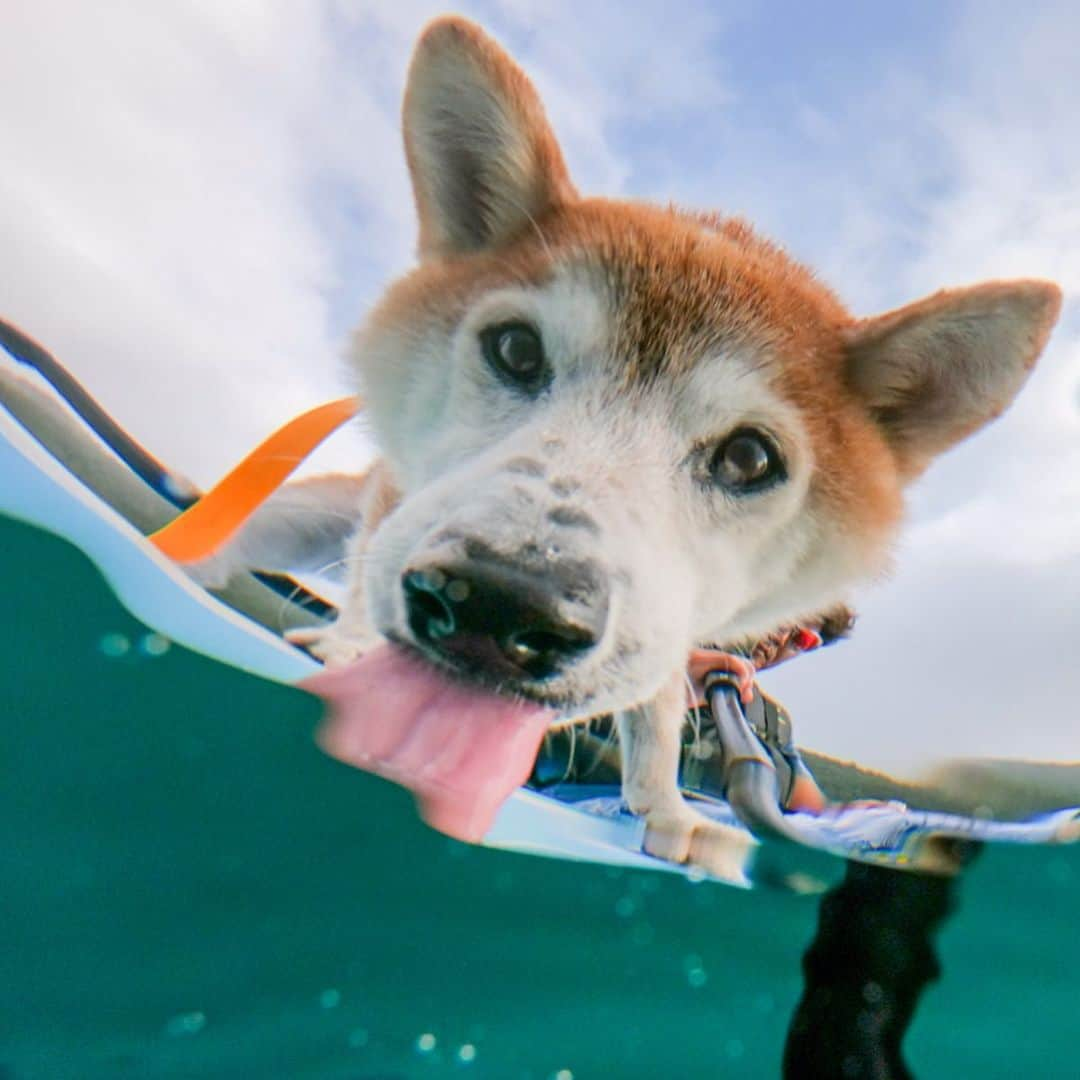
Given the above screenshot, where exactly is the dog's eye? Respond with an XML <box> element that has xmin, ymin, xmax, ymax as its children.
<box><xmin>480</xmin><ymin>322</ymin><xmax>549</xmax><ymax>391</ymax></box>
<box><xmin>709</xmin><ymin>429</ymin><xmax>785</xmax><ymax>493</ymax></box>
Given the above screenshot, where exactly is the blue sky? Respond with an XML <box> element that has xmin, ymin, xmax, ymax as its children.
<box><xmin>3</xmin><ymin>1</ymin><xmax>1079</xmax><ymax>769</ymax></box>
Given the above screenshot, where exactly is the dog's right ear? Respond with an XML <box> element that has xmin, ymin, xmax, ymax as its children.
<box><xmin>843</xmin><ymin>280</ymin><xmax>1062</xmax><ymax>480</ymax></box>
<box><xmin>403</xmin><ymin>16</ymin><xmax>577</xmax><ymax>259</ymax></box>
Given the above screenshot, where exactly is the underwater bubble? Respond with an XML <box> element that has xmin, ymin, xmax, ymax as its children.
<box><xmin>164</xmin><ymin>1011</ymin><xmax>206</xmax><ymax>1037</ymax></box>
<box><xmin>457</xmin><ymin>1043</ymin><xmax>477</xmax><ymax>1064</ymax></box>
<box><xmin>683</xmin><ymin>953</ymin><xmax>707</xmax><ymax>987</ymax></box>
<box><xmin>685</xmin><ymin>866</ymin><xmax>707</xmax><ymax>884</ymax></box>
<box><xmin>553</xmin><ymin>1071</ymin><xmax>574</xmax><ymax>1080</ymax></box>
<box><xmin>138</xmin><ymin>631</ymin><xmax>171</xmax><ymax>657</ymax></box>
<box><xmin>753</xmin><ymin>991</ymin><xmax>775</xmax><ymax>1014</ymax></box>
<box><xmin>725</xmin><ymin>1038</ymin><xmax>744</xmax><ymax>1059</ymax></box>
<box><xmin>99</xmin><ymin>632</ymin><xmax>130</xmax><ymax>658</ymax></box>
<box><xmin>348</xmin><ymin>1027</ymin><xmax>369</xmax><ymax>1048</ymax></box>
<box><xmin>416</xmin><ymin>1033</ymin><xmax>437</xmax><ymax>1054</ymax></box>
<box><xmin>682</xmin><ymin>952</ymin><xmax>703</xmax><ymax>972</ymax></box>
<box><xmin>784</xmin><ymin>871</ymin><xmax>828</xmax><ymax>896</ymax></box>
<box><xmin>614</xmin><ymin>896</ymin><xmax>636</xmax><ymax>918</ymax></box>
<box><xmin>319</xmin><ymin>988</ymin><xmax>341</xmax><ymax>1009</ymax></box>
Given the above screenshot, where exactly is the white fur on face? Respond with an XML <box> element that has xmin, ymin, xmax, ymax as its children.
<box><xmin>354</xmin><ymin>272</ymin><xmax>692</xmax><ymax>715</ymax></box>
<box><xmin>349</xmin><ymin>262</ymin><xmax>881</xmax><ymax>715</ymax></box>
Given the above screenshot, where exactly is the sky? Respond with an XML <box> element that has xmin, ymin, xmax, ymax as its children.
<box><xmin>2</xmin><ymin>0</ymin><xmax>1079</xmax><ymax>771</ymax></box>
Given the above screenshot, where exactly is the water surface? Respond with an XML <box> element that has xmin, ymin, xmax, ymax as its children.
<box><xmin>3</xmin><ymin>517</ymin><xmax>1077</xmax><ymax>1078</ymax></box>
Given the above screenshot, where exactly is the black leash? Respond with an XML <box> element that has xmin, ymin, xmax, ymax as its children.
<box><xmin>0</xmin><ymin>318</ymin><xmax>200</xmax><ymax>507</ymax></box>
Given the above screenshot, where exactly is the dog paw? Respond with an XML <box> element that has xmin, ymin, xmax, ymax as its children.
<box><xmin>285</xmin><ymin>622</ymin><xmax>379</xmax><ymax>668</ymax></box>
<box><xmin>641</xmin><ymin>807</ymin><xmax>756</xmax><ymax>885</ymax></box>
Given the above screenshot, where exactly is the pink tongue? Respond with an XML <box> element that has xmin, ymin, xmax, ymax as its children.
<box><xmin>299</xmin><ymin>644</ymin><xmax>554</xmax><ymax>842</ymax></box>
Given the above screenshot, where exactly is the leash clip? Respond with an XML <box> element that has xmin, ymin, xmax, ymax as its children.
<box><xmin>703</xmin><ymin>669</ymin><xmax>825</xmax><ymax>838</ymax></box>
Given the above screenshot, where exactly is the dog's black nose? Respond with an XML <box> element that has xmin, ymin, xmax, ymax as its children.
<box><xmin>402</xmin><ymin>559</ymin><xmax>608</xmax><ymax>681</ymax></box>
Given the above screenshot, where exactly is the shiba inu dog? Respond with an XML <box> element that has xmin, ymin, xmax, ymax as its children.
<box><xmin>196</xmin><ymin>16</ymin><xmax>1061</xmax><ymax>876</ymax></box>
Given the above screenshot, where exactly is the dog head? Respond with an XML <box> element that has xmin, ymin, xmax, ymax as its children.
<box><xmin>350</xmin><ymin>16</ymin><xmax>1061</xmax><ymax>719</ymax></box>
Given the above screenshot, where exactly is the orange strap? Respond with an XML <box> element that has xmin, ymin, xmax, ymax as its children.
<box><xmin>150</xmin><ymin>396</ymin><xmax>361</xmax><ymax>564</ymax></box>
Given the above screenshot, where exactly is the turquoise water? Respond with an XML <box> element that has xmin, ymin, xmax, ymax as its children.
<box><xmin>3</xmin><ymin>514</ymin><xmax>1078</xmax><ymax>1079</ymax></box>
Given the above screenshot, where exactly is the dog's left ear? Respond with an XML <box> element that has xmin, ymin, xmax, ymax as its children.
<box><xmin>843</xmin><ymin>280</ymin><xmax>1062</xmax><ymax>479</ymax></box>
<box><xmin>402</xmin><ymin>16</ymin><xmax>577</xmax><ymax>259</ymax></box>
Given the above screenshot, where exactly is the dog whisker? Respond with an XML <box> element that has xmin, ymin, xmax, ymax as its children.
<box><xmin>270</xmin><ymin>552</ymin><xmax>376</xmax><ymax>630</ymax></box>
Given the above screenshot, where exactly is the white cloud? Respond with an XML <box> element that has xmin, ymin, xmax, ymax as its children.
<box><xmin>752</xmin><ymin>1</ymin><xmax>1080</xmax><ymax>770</ymax></box>
<box><xmin>0</xmin><ymin>0</ymin><xmax>729</xmax><ymax>485</ymax></box>
<box><xmin>1</xmin><ymin>1</ymin><xmax>387</xmax><ymax>485</ymax></box>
